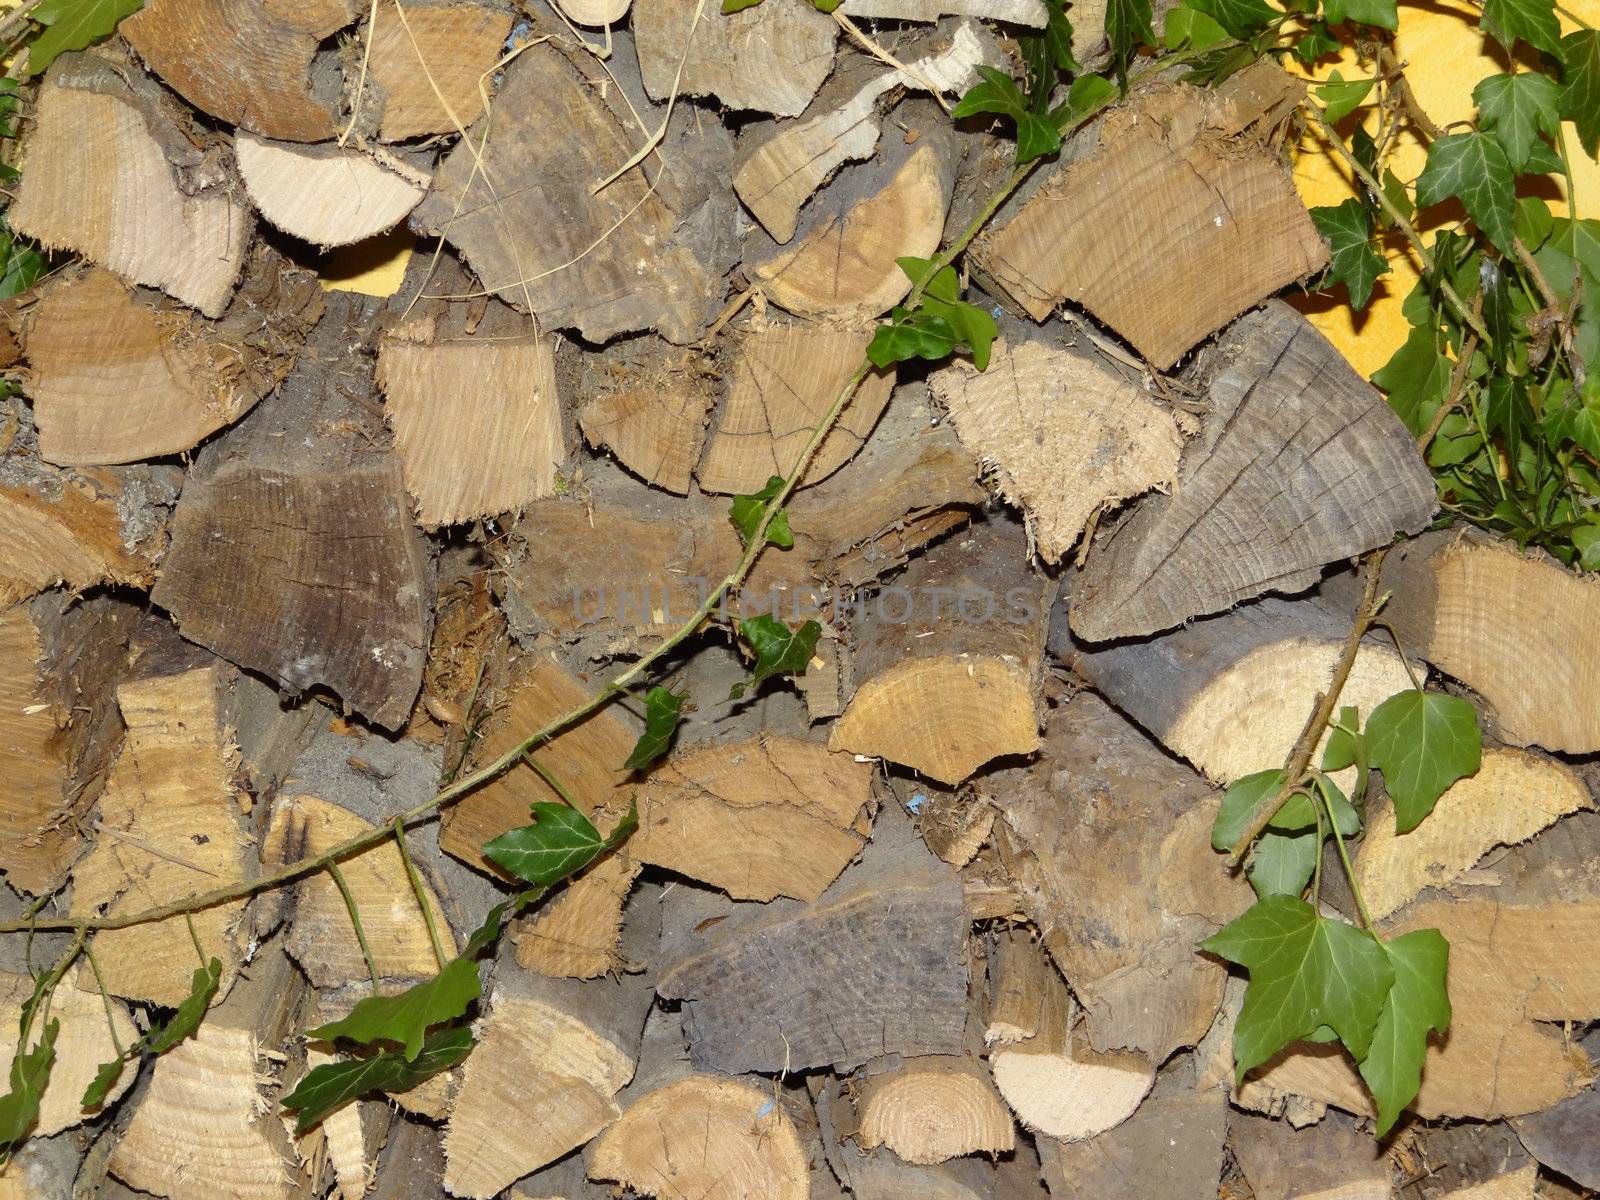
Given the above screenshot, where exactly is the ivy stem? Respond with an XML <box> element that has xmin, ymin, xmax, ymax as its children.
<box><xmin>327</xmin><ymin>861</ymin><xmax>381</xmax><ymax>990</ymax></box>
<box><xmin>1319</xmin><ymin>777</ymin><xmax>1377</xmax><ymax>931</ymax></box>
<box><xmin>1303</xmin><ymin>102</ymin><xmax>1490</xmax><ymax>343</ymax></box>
<box><xmin>1229</xmin><ymin>549</ymin><xmax>1390</xmax><ymax>863</ymax></box>
<box><xmin>1311</xmin><ymin>801</ymin><xmax>1325</xmax><ymax>907</ymax></box>
<box><xmin>83</xmin><ymin>941</ymin><xmax>124</xmax><ymax>1055</ymax></box>
<box><xmin>526</xmin><ymin>753</ymin><xmax>580</xmax><ymax>809</ymax></box>
<box><xmin>183</xmin><ymin>913</ymin><xmax>206</xmax><ymax>966</ymax></box>
<box><xmin>0</xmin><ymin>0</ymin><xmax>43</xmax><ymax>53</ymax></box>
<box><xmin>394</xmin><ymin>819</ymin><xmax>448</xmax><ymax>972</ymax></box>
<box><xmin>1373</xmin><ymin>619</ymin><xmax>1424</xmax><ymax>693</ymax></box>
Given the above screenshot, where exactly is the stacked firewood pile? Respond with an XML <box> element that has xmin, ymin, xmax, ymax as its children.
<box><xmin>1</xmin><ymin>1</ymin><xmax>1598</xmax><ymax>1198</ymax></box>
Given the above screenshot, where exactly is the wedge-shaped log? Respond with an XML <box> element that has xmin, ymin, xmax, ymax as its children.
<box><xmin>855</xmin><ymin>1056</ymin><xmax>1015</xmax><ymax>1165</ymax></box>
<box><xmin>368</xmin><ymin>1</ymin><xmax>514</xmax><ymax>141</ymax></box>
<box><xmin>1068</xmin><ymin>302</ymin><xmax>1436</xmax><ymax>641</ymax></box>
<box><xmin>236</xmin><ymin>134</ymin><xmax>428</xmax><ymax>248</ymax></box>
<box><xmin>633</xmin><ymin>0</ymin><xmax>836</xmax><ymax>116</ymax></box>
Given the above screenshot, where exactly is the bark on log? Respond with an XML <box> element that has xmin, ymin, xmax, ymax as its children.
<box><xmin>830</xmin><ymin>515</ymin><xmax>1049</xmax><ymax>785</ymax></box>
<box><xmin>22</xmin><ymin>251</ymin><xmax>323</xmax><ymax>467</ymax></box>
<box><xmin>1067</xmin><ymin>302</ymin><xmax>1436</xmax><ymax>641</ymax></box>
<box><xmin>367</xmin><ymin>2</ymin><xmax>515</xmax><ymax>141</ymax></box>
<box><xmin>11</xmin><ymin>54</ymin><xmax>251</xmax><ymax>317</ymax></box>
<box><xmin>929</xmin><ymin>337</ymin><xmax>1181</xmax><ymax>563</ymax></box>
<box><xmin>1226</xmin><ymin>1109</ymin><xmax>1390</xmax><ymax>1200</ymax></box>
<box><xmin>971</xmin><ymin>61</ymin><xmax>1324</xmax><ymax>368</ymax></box>
<box><xmin>122</xmin><ymin>0</ymin><xmax>355</xmax><ymax>142</ymax></box>
<box><xmin>236</xmin><ymin>134</ymin><xmax>428</xmax><ymax>248</ymax></box>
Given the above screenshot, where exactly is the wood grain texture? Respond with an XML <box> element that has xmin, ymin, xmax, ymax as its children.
<box><xmin>972</xmin><ymin>62</ymin><xmax>1324</xmax><ymax>367</ymax></box>
<box><xmin>1226</xmin><ymin>1109</ymin><xmax>1389</xmax><ymax>1200</ymax></box>
<box><xmin>632</xmin><ymin>0</ymin><xmax>836</xmax><ymax>116</ymax></box>
<box><xmin>1068</xmin><ymin>302</ymin><xmax>1436</xmax><ymax>641</ymax></box>
<box><xmin>1041</xmin><ymin>1084</ymin><xmax>1226</xmax><ymax>1200</ymax></box>
<box><xmin>577</xmin><ymin>340</ymin><xmax>715</xmax><ymax>495</ymax></box>
<box><xmin>414</xmin><ymin>42</ymin><xmax>714</xmax><ymax>344</ymax></box>
<box><xmin>855</xmin><ymin>1057</ymin><xmax>1014</xmax><ymax>1164</ymax></box>
<box><xmin>838</xmin><ymin>0</ymin><xmax>1044</xmax><ymax>22</ymax></box>
<box><xmin>122</xmin><ymin>0</ymin><xmax>353</xmax><ymax>141</ymax></box>
<box><xmin>931</xmin><ymin>339</ymin><xmax>1180</xmax><ymax>563</ymax></box>
<box><xmin>25</xmin><ymin>253</ymin><xmax>323</xmax><ymax>466</ymax></box>
<box><xmin>10</xmin><ymin>58</ymin><xmax>251</xmax><ymax>317</ymax></box>
<box><xmin>0</xmin><ymin>968</ymin><xmax>137</xmax><ymax>1134</ymax></box>
<box><xmin>368</xmin><ymin>1</ymin><xmax>514</xmax><ymax>141</ymax></box>
<box><xmin>236</xmin><ymin>134</ymin><xmax>427</xmax><ymax>248</ymax></box>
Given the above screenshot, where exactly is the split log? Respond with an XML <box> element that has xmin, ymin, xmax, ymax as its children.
<box><xmin>1512</xmin><ymin>1033</ymin><xmax>1600</xmax><ymax>1191</ymax></box>
<box><xmin>1399</xmin><ymin>1121</ymin><xmax>1537</xmax><ymax>1200</ymax></box>
<box><xmin>368</xmin><ymin>2</ymin><xmax>515</xmax><ymax>141</ymax></box>
<box><xmin>830</xmin><ymin>516</ymin><xmax>1050</xmax><ymax>785</ymax></box>
<box><xmin>695</xmin><ymin>320</ymin><xmax>896</xmax><ymax>494</ymax></box>
<box><xmin>753</xmin><ymin>104</ymin><xmax>958</xmax><ymax>320</ymax></box>
<box><xmin>0</xmin><ymin>592</ymin><xmax>136</xmax><ymax>895</ymax></box>
<box><xmin>588</xmin><ymin>1075</ymin><xmax>810</xmax><ymax>1200</ymax></box>
<box><xmin>261</xmin><ymin>794</ymin><xmax>456</xmax><ymax>987</ymax></box>
<box><xmin>632</xmin><ymin>0</ymin><xmax>836</xmax><ymax>117</ymax></box>
<box><xmin>971</xmin><ymin>61</ymin><xmax>1324</xmax><ymax>368</ymax></box>
<box><xmin>576</xmin><ymin>337</ymin><xmax>717</xmax><ymax>495</ymax></box>
<box><xmin>1226</xmin><ymin>1109</ymin><xmax>1390</xmax><ymax>1200</ymax></box>
<box><xmin>236</xmin><ymin>134</ymin><xmax>428</xmax><ymax>248</ymax></box>
<box><xmin>368</xmin><ymin>1117</ymin><xmax>447</xmax><ymax>1200</ymax></box>
<box><xmin>983</xmin><ymin>693</ymin><xmax>1250</xmax><ymax>1061</ymax></box>
<box><xmin>23</xmin><ymin>250</ymin><xmax>324</xmax><ymax>466</ymax></box>
<box><xmin>150</xmin><ymin>294</ymin><xmax>431</xmax><ymax>731</ymax></box>
<box><xmin>838</xmin><ymin>0</ymin><xmax>1045</xmax><ymax>22</ymax></box>
<box><xmin>1067</xmin><ymin>302</ymin><xmax>1437</xmax><ymax>641</ymax></box>
<box><xmin>442</xmin><ymin>895</ymin><xmax>658</xmax><ymax>1197</ymax></box>
<box><xmin>656</xmin><ymin>810</ymin><xmax>970</xmax><ymax>1073</ymax></box>
<box><xmin>1355</xmin><ymin>749</ymin><xmax>1591</xmax><ymax>920</ymax></box>
<box><xmin>1060</xmin><ymin>590</ymin><xmax>1415</xmax><ymax>784</ymax></box>
<box><xmin>11</xmin><ymin>55</ymin><xmax>251</xmax><ymax>317</ymax></box>
<box><xmin>377</xmin><ymin>295</ymin><xmax>565</xmax><ymax>527</ymax></box>
<box><xmin>0</xmin><ymin>1132</ymin><xmax>86</xmax><ymax>1200</ymax></box>
<box><xmin>299</xmin><ymin>996</ymin><xmax>392</xmax><ymax>1200</ymax></box>
<box><xmin>986</xmin><ymin>932</ymin><xmax>1155</xmax><ymax>1141</ymax></box>
<box><xmin>0</xmin><ymin>968</ymin><xmax>138</xmax><ymax>1133</ymax></box>
<box><xmin>733</xmin><ymin>21</ymin><xmax>996</xmax><ymax>243</ymax></box>
<box><xmin>109</xmin><ymin>939</ymin><xmax>312</xmax><ymax>1200</ymax></box>
<box><xmin>556</xmin><ymin>0</ymin><xmax>633</xmax><ymax>25</ymax></box>
<box><xmin>414</xmin><ymin>41</ymin><xmax>719</xmax><ymax>344</ymax></box>
<box><xmin>69</xmin><ymin>666</ymin><xmax>250</xmax><ymax>1007</ymax></box>
<box><xmin>854</xmin><ymin>1057</ymin><xmax>1014</xmax><ymax>1164</ymax></box>
<box><xmin>122</xmin><ymin>0</ymin><xmax>354</xmax><ymax>142</ymax></box>
<box><xmin>929</xmin><ymin>337</ymin><xmax>1181</xmax><ymax>563</ymax></box>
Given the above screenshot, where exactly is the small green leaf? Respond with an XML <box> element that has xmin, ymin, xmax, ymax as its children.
<box><xmin>1012</xmin><ymin>112</ymin><xmax>1064</xmax><ymax>163</ymax></box>
<box><xmin>1188</xmin><ymin>0</ymin><xmax>1277</xmax><ymax>40</ymax></box>
<box><xmin>894</xmin><ymin>256</ymin><xmax>942</xmax><ymax>290</ymax></box>
<box><xmin>1313</xmin><ymin>772</ymin><xmax>1363</xmax><ymax>837</ymax></box>
<box><xmin>306</xmin><ymin>958</ymin><xmax>480</xmax><ymax>1061</ymax></box>
<box><xmin>1358</xmin><ymin>929</ymin><xmax>1451</xmax><ymax>1134</ymax></box>
<box><xmin>1293</xmin><ymin>22</ymin><xmax>1342</xmax><ymax>63</ymax></box>
<box><xmin>80</xmin><ymin>1054</ymin><xmax>127</xmax><ymax>1112</ymax></box>
<box><xmin>484</xmin><ymin>802</ymin><xmax>617</xmax><ymax>887</ymax></box>
<box><xmin>1315</xmin><ymin>72</ymin><xmax>1376</xmax><ymax>123</ymax></box>
<box><xmin>1474</xmin><ymin>72</ymin><xmax>1562</xmax><ymax>174</ymax></box>
<box><xmin>867</xmin><ymin>308</ymin><xmax>958</xmax><ymax>369</ymax></box>
<box><xmin>144</xmin><ymin>958</ymin><xmax>222</xmax><ymax>1056</ymax></box>
<box><xmin>23</xmin><ymin>0</ymin><xmax>144</xmax><ymax>76</ymax></box>
<box><xmin>1559</xmin><ymin>31</ymin><xmax>1600</xmax><ymax>159</ymax></box>
<box><xmin>0</xmin><ymin>1019</ymin><xmax>57</xmax><ymax>1152</ymax></box>
<box><xmin>1323</xmin><ymin>0</ymin><xmax>1398</xmax><ymax>29</ymax></box>
<box><xmin>730</xmin><ymin>614</ymin><xmax>821</xmax><ymax>700</ymax></box>
<box><xmin>1374</xmin><ymin>323</ymin><xmax>1452</xmax><ymax>436</ymax></box>
<box><xmin>283</xmin><ymin>1024</ymin><xmax>475</xmax><ymax>1134</ymax></box>
<box><xmin>729</xmin><ymin>476</ymin><xmax>793</xmax><ymax>551</ymax></box>
<box><xmin>812</xmin><ymin>0</ymin><xmax>843</xmax><ymax>10</ymax></box>
<box><xmin>1380</xmin><ymin>168</ymin><xmax>1414</xmax><ymax>226</ymax></box>
<box><xmin>920</xmin><ymin>295</ymin><xmax>998</xmax><ymax>371</ymax></box>
<box><xmin>951</xmin><ymin>66</ymin><xmax>1061</xmax><ymax>163</ymax></box>
<box><xmin>1321</xmin><ymin>705</ymin><xmax>1362</xmax><ymax>771</ymax></box>
<box><xmin>721</xmin><ymin>0</ymin><xmax>762</xmax><ymax>11</ymax></box>
<box><xmin>461</xmin><ymin>888</ymin><xmax>543</xmax><ymax>959</ymax></box>
<box><xmin>1311</xmin><ymin>199</ymin><xmax>1388</xmax><ymax>309</ymax></box>
<box><xmin>1202</xmin><ymin>896</ymin><xmax>1395</xmax><ymax>1081</ymax></box>
<box><xmin>1481</xmin><ymin>0</ymin><xmax>1562</xmax><ymax>56</ymax></box>
<box><xmin>1164</xmin><ymin>3</ymin><xmax>1230</xmax><ymax>49</ymax></box>
<box><xmin>1106</xmin><ymin>0</ymin><xmax>1156</xmax><ymax>84</ymax></box>
<box><xmin>1249</xmin><ymin>829</ymin><xmax>1318</xmax><ymax>898</ymax></box>
<box><xmin>1416</xmin><ymin>132</ymin><xmax>1517</xmax><ymax>253</ymax></box>
<box><xmin>624</xmin><ymin>685</ymin><xmax>686</xmax><ymax>771</ymax></box>
<box><xmin>0</xmin><ymin>217</ymin><xmax>46</xmax><ymax>301</ymax></box>
<box><xmin>1364</xmin><ymin>691</ymin><xmax>1482</xmax><ymax>832</ymax></box>
<box><xmin>1211</xmin><ymin>770</ymin><xmax>1286</xmax><ymax>851</ymax></box>
<box><xmin>1022</xmin><ymin>0</ymin><xmax>1078</xmax><ymax>112</ymax></box>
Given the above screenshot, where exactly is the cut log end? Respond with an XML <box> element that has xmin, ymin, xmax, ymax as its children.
<box><xmin>856</xmin><ymin>1059</ymin><xmax>1015</xmax><ymax>1165</ymax></box>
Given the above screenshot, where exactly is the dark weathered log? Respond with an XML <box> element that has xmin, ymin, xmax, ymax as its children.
<box><xmin>1226</xmin><ymin>1109</ymin><xmax>1389</xmax><ymax>1200</ymax></box>
<box><xmin>1067</xmin><ymin>302</ymin><xmax>1436</xmax><ymax>641</ymax></box>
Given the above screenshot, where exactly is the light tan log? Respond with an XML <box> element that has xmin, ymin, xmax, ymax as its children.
<box><xmin>69</xmin><ymin>667</ymin><xmax>250</xmax><ymax>1007</ymax></box>
<box><xmin>377</xmin><ymin>304</ymin><xmax>565</xmax><ymax>527</ymax></box>
<box><xmin>838</xmin><ymin>0</ymin><xmax>1044</xmax><ymax>22</ymax></box>
<box><xmin>122</xmin><ymin>0</ymin><xmax>353</xmax><ymax>142</ymax></box>
<box><xmin>0</xmin><ymin>968</ymin><xmax>138</xmax><ymax>1134</ymax></box>
<box><xmin>11</xmin><ymin>56</ymin><xmax>250</xmax><ymax>317</ymax></box>
<box><xmin>1063</xmin><ymin>591</ymin><xmax>1415</xmax><ymax>784</ymax></box>
<box><xmin>830</xmin><ymin>516</ymin><xmax>1049</xmax><ymax>785</ymax></box>
<box><xmin>632</xmin><ymin>0</ymin><xmax>836</xmax><ymax>117</ymax></box>
<box><xmin>368</xmin><ymin>2</ymin><xmax>515</xmax><ymax>141</ymax></box>
<box><xmin>972</xmin><ymin>61</ymin><xmax>1323</xmax><ymax>368</ymax></box>
<box><xmin>930</xmin><ymin>338</ymin><xmax>1180</xmax><ymax>562</ymax></box>
<box><xmin>855</xmin><ymin>1057</ymin><xmax>1014</xmax><ymax>1165</ymax></box>
<box><xmin>588</xmin><ymin>1075</ymin><xmax>809</xmax><ymax>1200</ymax></box>
<box><xmin>577</xmin><ymin>338</ymin><xmax>716</xmax><ymax>494</ymax></box>
<box><xmin>1356</xmin><ymin>749</ymin><xmax>1591</xmax><ymax>920</ymax></box>
<box><xmin>299</xmin><ymin>1009</ymin><xmax>390</xmax><ymax>1200</ymax></box>
<box><xmin>23</xmin><ymin>253</ymin><xmax>324</xmax><ymax>466</ymax></box>
<box><xmin>755</xmin><ymin>107</ymin><xmax>956</xmax><ymax>320</ymax></box>
<box><xmin>236</xmin><ymin>134</ymin><xmax>427</xmax><ymax>248</ymax></box>
<box><xmin>556</xmin><ymin>0</ymin><xmax>632</xmax><ymax>24</ymax></box>
<box><xmin>1066</xmin><ymin>302</ymin><xmax>1436</xmax><ymax>641</ymax></box>
<box><xmin>0</xmin><ymin>593</ymin><xmax>135</xmax><ymax>895</ymax></box>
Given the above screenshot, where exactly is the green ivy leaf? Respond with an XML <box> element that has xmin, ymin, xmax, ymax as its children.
<box><xmin>23</xmin><ymin>0</ymin><xmax>144</xmax><ymax>76</ymax></box>
<box><xmin>919</xmin><ymin>294</ymin><xmax>998</xmax><ymax>371</ymax></box>
<box><xmin>1202</xmin><ymin>896</ymin><xmax>1395</xmax><ymax>1081</ymax></box>
<box><xmin>1481</xmin><ymin>0</ymin><xmax>1562</xmax><ymax>56</ymax></box>
<box><xmin>624</xmin><ymin>685</ymin><xmax>686</xmax><ymax>771</ymax></box>
<box><xmin>1311</xmin><ymin>199</ymin><xmax>1388</xmax><ymax>309</ymax></box>
<box><xmin>1293</xmin><ymin>22</ymin><xmax>1342</xmax><ymax>63</ymax></box>
<box><xmin>0</xmin><ymin>1019</ymin><xmax>57</xmax><ymax>1152</ymax></box>
<box><xmin>721</xmin><ymin>0</ymin><xmax>762</xmax><ymax>10</ymax></box>
<box><xmin>306</xmin><ymin>958</ymin><xmax>480</xmax><ymax>1061</ymax></box>
<box><xmin>1312</xmin><ymin>773</ymin><xmax>1363</xmax><ymax>837</ymax></box>
<box><xmin>1375</xmin><ymin>323</ymin><xmax>1452</xmax><ymax>436</ymax></box>
<box><xmin>80</xmin><ymin>1055</ymin><xmax>126</xmax><ymax>1113</ymax></box>
<box><xmin>144</xmin><ymin>958</ymin><xmax>222</xmax><ymax>1056</ymax></box>
<box><xmin>283</xmin><ymin>1024</ymin><xmax>475</xmax><ymax>1134</ymax></box>
<box><xmin>484</xmin><ymin>800</ymin><xmax>636</xmax><ymax>888</ymax></box>
<box><xmin>1358</xmin><ymin>929</ymin><xmax>1451</xmax><ymax>1134</ymax></box>
<box><xmin>1474</xmin><ymin>72</ymin><xmax>1562</xmax><ymax>174</ymax></box>
<box><xmin>1106</xmin><ymin>0</ymin><xmax>1156</xmax><ymax>85</ymax></box>
<box><xmin>730</xmin><ymin>614</ymin><xmax>821</xmax><ymax>700</ymax></box>
<box><xmin>1315</xmin><ymin>71</ymin><xmax>1376</xmax><ymax>123</ymax></box>
<box><xmin>0</xmin><ymin>217</ymin><xmax>46</xmax><ymax>301</ymax></box>
<box><xmin>1249</xmin><ymin>829</ymin><xmax>1318</xmax><ymax>898</ymax></box>
<box><xmin>812</xmin><ymin>0</ymin><xmax>843</xmax><ymax>10</ymax></box>
<box><xmin>1323</xmin><ymin>0</ymin><xmax>1398</xmax><ymax>29</ymax></box>
<box><xmin>1023</xmin><ymin>0</ymin><xmax>1079</xmax><ymax>113</ymax></box>
<box><xmin>729</xmin><ymin>476</ymin><xmax>793</xmax><ymax>551</ymax></box>
<box><xmin>1165</xmin><ymin>3</ymin><xmax>1230</xmax><ymax>49</ymax></box>
<box><xmin>1187</xmin><ymin>0</ymin><xmax>1276</xmax><ymax>39</ymax></box>
<box><xmin>952</xmin><ymin>66</ymin><xmax>1062</xmax><ymax>163</ymax></box>
<box><xmin>1559</xmin><ymin>31</ymin><xmax>1600</xmax><ymax>159</ymax></box>
<box><xmin>1321</xmin><ymin>705</ymin><xmax>1362</xmax><ymax>771</ymax></box>
<box><xmin>1417</xmin><ymin>132</ymin><xmax>1517</xmax><ymax>254</ymax></box>
<box><xmin>1364</xmin><ymin>691</ymin><xmax>1482</xmax><ymax>832</ymax></box>
<box><xmin>1211</xmin><ymin>770</ymin><xmax>1286</xmax><ymax>851</ymax></box>
<box><xmin>868</xmin><ymin>308</ymin><xmax>958</xmax><ymax>368</ymax></box>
